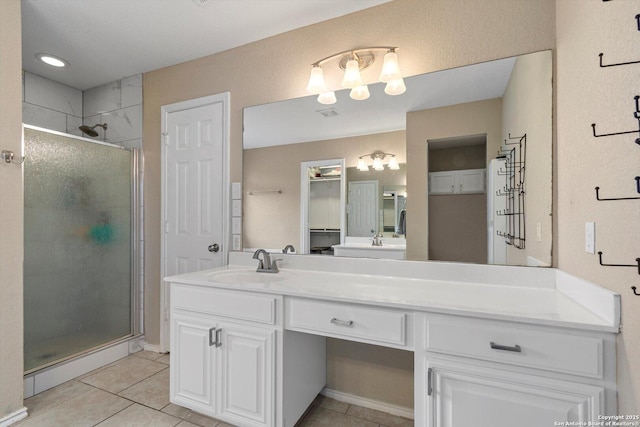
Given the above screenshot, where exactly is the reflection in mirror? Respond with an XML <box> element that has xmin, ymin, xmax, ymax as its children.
<box><xmin>383</xmin><ymin>186</ymin><xmax>407</xmax><ymax>236</ymax></box>
<box><xmin>345</xmin><ymin>164</ymin><xmax>406</xmax><ymax>239</ymax></box>
<box><xmin>243</xmin><ymin>50</ymin><xmax>552</xmax><ymax>267</ymax></box>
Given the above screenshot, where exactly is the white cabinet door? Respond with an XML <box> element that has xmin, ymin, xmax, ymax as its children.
<box><xmin>427</xmin><ymin>362</ymin><xmax>604</xmax><ymax>427</ymax></box>
<box><xmin>219</xmin><ymin>324</ymin><xmax>275</xmax><ymax>427</ymax></box>
<box><xmin>428</xmin><ymin>171</ymin><xmax>456</xmax><ymax>194</ymax></box>
<box><xmin>171</xmin><ymin>314</ymin><xmax>216</xmax><ymax>417</ymax></box>
<box><xmin>458</xmin><ymin>169</ymin><xmax>485</xmax><ymax>194</ymax></box>
<box><xmin>429</xmin><ymin>169</ymin><xmax>485</xmax><ymax>195</ymax></box>
<box><xmin>171</xmin><ymin>314</ymin><xmax>276</xmax><ymax>427</ymax></box>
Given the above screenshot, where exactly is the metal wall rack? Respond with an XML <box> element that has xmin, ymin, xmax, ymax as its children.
<box><xmin>495</xmin><ymin>133</ymin><xmax>526</xmax><ymax>249</ymax></box>
<box><xmin>594</xmin><ymin>5</ymin><xmax>640</xmax><ymax>296</ymax></box>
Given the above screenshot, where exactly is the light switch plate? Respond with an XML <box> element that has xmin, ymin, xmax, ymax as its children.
<box><xmin>232</xmin><ymin>199</ymin><xmax>242</xmax><ymax>217</ymax></box>
<box><xmin>585</xmin><ymin>222</ymin><xmax>595</xmax><ymax>254</ymax></box>
<box><xmin>231</xmin><ymin>182</ymin><xmax>242</xmax><ymax>200</ymax></box>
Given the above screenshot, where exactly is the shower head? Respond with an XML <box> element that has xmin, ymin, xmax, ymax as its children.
<box><xmin>79</xmin><ymin>123</ymin><xmax>107</xmax><ymax>138</ymax></box>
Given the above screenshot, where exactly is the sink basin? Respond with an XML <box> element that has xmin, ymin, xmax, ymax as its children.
<box><xmin>208</xmin><ymin>269</ymin><xmax>290</xmax><ymax>284</ymax></box>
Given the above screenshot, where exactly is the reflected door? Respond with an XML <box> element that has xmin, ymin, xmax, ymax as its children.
<box><xmin>347</xmin><ymin>181</ymin><xmax>378</xmax><ymax>237</ymax></box>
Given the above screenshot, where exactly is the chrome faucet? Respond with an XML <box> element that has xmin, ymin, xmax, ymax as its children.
<box><xmin>253</xmin><ymin>249</ymin><xmax>279</xmax><ymax>273</ymax></box>
<box><xmin>282</xmin><ymin>244</ymin><xmax>295</xmax><ymax>254</ymax></box>
<box><xmin>371</xmin><ymin>233</ymin><xmax>384</xmax><ymax>247</ymax></box>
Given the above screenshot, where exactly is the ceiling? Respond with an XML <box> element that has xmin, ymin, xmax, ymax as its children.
<box><xmin>21</xmin><ymin>0</ymin><xmax>392</xmax><ymax>90</ymax></box>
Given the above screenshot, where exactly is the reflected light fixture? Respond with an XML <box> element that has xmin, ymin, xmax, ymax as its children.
<box><xmin>306</xmin><ymin>47</ymin><xmax>405</xmax><ymax>104</ymax></box>
<box><xmin>356</xmin><ymin>152</ymin><xmax>401</xmax><ymax>172</ymax></box>
<box><xmin>35</xmin><ymin>53</ymin><xmax>68</xmax><ymax>68</ymax></box>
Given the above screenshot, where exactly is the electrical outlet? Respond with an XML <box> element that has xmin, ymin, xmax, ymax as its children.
<box><xmin>232</xmin><ymin>217</ymin><xmax>241</xmax><ymax>234</ymax></box>
<box><xmin>232</xmin><ymin>199</ymin><xmax>242</xmax><ymax>217</ymax></box>
<box><xmin>585</xmin><ymin>222</ymin><xmax>595</xmax><ymax>254</ymax></box>
<box><xmin>232</xmin><ymin>234</ymin><xmax>241</xmax><ymax>251</ymax></box>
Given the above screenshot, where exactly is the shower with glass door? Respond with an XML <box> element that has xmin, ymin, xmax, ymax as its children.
<box><xmin>23</xmin><ymin>126</ymin><xmax>139</xmax><ymax>373</ymax></box>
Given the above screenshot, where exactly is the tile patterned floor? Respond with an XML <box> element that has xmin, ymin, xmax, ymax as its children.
<box><xmin>17</xmin><ymin>351</ymin><xmax>413</xmax><ymax>427</ymax></box>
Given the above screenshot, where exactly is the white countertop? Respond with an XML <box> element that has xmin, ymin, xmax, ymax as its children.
<box><xmin>165</xmin><ymin>253</ymin><xmax>620</xmax><ymax>333</ymax></box>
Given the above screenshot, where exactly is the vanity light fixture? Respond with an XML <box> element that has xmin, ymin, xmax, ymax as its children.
<box><xmin>35</xmin><ymin>53</ymin><xmax>68</xmax><ymax>68</ymax></box>
<box><xmin>306</xmin><ymin>47</ymin><xmax>406</xmax><ymax>104</ymax></box>
<box><xmin>356</xmin><ymin>152</ymin><xmax>401</xmax><ymax>172</ymax></box>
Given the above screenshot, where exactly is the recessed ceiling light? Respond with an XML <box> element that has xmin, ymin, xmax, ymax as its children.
<box><xmin>35</xmin><ymin>53</ymin><xmax>68</xmax><ymax>68</ymax></box>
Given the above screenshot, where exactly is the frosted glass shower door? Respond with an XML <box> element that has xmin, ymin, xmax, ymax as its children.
<box><xmin>23</xmin><ymin>127</ymin><xmax>134</xmax><ymax>372</ymax></box>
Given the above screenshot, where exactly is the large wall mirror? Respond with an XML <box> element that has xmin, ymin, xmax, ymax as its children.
<box><xmin>242</xmin><ymin>50</ymin><xmax>552</xmax><ymax>267</ymax></box>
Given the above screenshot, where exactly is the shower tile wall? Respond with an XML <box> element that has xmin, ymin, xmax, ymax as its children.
<box><xmin>83</xmin><ymin>74</ymin><xmax>143</xmax><ymax>149</ymax></box>
<box><xmin>21</xmin><ymin>72</ymin><xmax>143</xmax><ymax>149</ymax></box>
<box><xmin>22</xmin><ymin>71</ymin><xmax>83</xmax><ymax>137</ymax></box>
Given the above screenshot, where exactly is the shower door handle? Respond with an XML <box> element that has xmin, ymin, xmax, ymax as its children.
<box><xmin>208</xmin><ymin>243</ymin><xmax>220</xmax><ymax>253</ymax></box>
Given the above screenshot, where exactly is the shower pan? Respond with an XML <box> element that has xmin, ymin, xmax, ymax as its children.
<box><xmin>23</xmin><ymin>126</ymin><xmax>140</xmax><ymax>373</ymax></box>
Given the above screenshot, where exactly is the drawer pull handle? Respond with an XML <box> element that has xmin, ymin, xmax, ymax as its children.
<box><xmin>331</xmin><ymin>318</ymin><xmax>354</xmax><ymax>326</ymax></box>
<box><xmin>490</xmin><ymin>342</ymin><xmax>522</xmax><ymax>353</ymax></box>
<box><xmin>209</xmin><ymin>328</ymin><xmax>218</xmax><ymax>347</ymax></box>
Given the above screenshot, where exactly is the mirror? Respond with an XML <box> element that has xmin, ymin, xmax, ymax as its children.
<box><xmin>242</xmin><ymin>50</ymin><xmax>552</xmax><ymax>267</ymax></box>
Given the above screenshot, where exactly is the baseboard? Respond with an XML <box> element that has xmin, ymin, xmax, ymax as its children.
<box><xmin>143</xmin><ymin>343</ymin><xmax>165</xmax><ymax>354</ymax></box>
<box><xmin>320</xmin><ymin>388</ymin><xmax>414</xmax><ymax>420</ymax></box>
<box><xmin>0</xmin><ymin>407</ymin><xmax>28</xmax><ymax>427</ymax></box>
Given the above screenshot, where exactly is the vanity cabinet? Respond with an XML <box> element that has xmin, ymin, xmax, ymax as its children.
<box><xmin>170</xmin><ymin>285</ymin><xmax>277</xmax><ymax>427</ymax></box>
<box><xmin>426</xmin><ymin>361</ymin><xmax>604</xmax><ymax>427</ymax></box>
<box><xmin>168</xmin><ymin>257</ymin><xmax>619</xmax><ymax>427</ymax></box>
<box><xmin>417</xmin><ymin>314</ymin><xmax>614</xmax><ymax>427</ymax></box>
<box><xmin>428</xmin><ymin>169</ymin><xmax>486</xmax><ymax>195</ymax></box>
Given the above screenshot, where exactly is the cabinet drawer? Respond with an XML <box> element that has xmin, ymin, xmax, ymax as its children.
<box><xmin>171</xmin><ymin>283</ymin><xmax>276</xmax><ymax>325</ymax></box>
<box><xmin>286</xmin><ymin>298</ymin><xmax>406</xmax><ymax>346</ymax></box>
<box><xmin>426</xmin><ymin>318</ymin><xmax>603</xmax><ymax>378</ymax></box>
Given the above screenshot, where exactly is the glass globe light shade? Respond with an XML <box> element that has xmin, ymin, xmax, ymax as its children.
<box><xmin>388</xmin><ymin>156</ymin><xmax>400</xmax><ymax>170</ymax></box>
<box><xmin>342</xmin><ymin>59</ymin><xmax>363</xmax><ymax>88</ymax></box>
<box><xmin>379</xmin><ymin>50</ymin><xmax>402</xmax><ymax>83</ymax></box>
<box><xmin>350</xmin><ymin>85</ymin><xmax>370</xmax><ymax>101</ymax></box>
<box><xmin>317</xmin><ymin>91</ymin><xmax>337</xmax><ymax>105</ymax></box>
<box><xmin>384</xmin><ymin>78</ymin><xmax>406</xmax><ymax>96</ymax></box>
<box><xmin>306</xmin><ymin>65</ymin><xmax>327</xmax><ymax>94</ymax></box>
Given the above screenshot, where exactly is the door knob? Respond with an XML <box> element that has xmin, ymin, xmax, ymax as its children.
<box><xmin>208</xmin><ymin>243</ymin><xmax>220</xmax><ymax>253</ymax></box>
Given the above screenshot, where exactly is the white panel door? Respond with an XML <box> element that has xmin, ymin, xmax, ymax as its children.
<box><xmin>428</xmin><ymin>362</ymin><xmax>603</xmax><ymax>427</ymax></box>
<box><xmin>165</xmin><ymin>102</ymin><xmax>225</xmax><ymax>275</ymax></box>
<box><xmin>219</xmin><ymin>324</ymin><xmax>275</xmax><ymax>427</ymax></box>
<box><xmin>161</xmin><ymin>93</ymin><xmax>229</xmax><ymax>353</ymax></box>
<box><xmin>347</xmin><ymin>181</ymin><xmax>378</xmax><ymax>237</ymax></box>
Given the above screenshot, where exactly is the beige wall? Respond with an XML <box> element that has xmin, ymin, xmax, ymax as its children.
<box><xmin>502</xmin><ymin>50</ymin><xmax>553</xmax><ymax>266</ymax></box>
<box><xmin>144</xmin><ymin>0</ymin><xmax>555</xmax><ymax>408</ymax></box>
<box><xmin>429</xmin><ymin>194</ymin><xmax>488</xmax><ymax>263</ymax></box>
<box><xmin>243</xmin><ymin>131</ymin><xmax>405</xmax><ymax>249</ymax></box>
<box><xmin>429</xmin><ymin>144</ymin><xmax>486</xmax><ymax>172</ymax></box>
<box><xmin>556</xmin><ymin>1</ymin><xmax>640</xmax><ymax>412</ymax></box>
<box><xmin>407</xmin><ymin>98</ymin><xmax>503</xmax><ymax>261</ymax></box>
<box><xmin>0</xmin><ymin>0</ymin><xmax>24</xmax><ymax>421</ymax></box>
